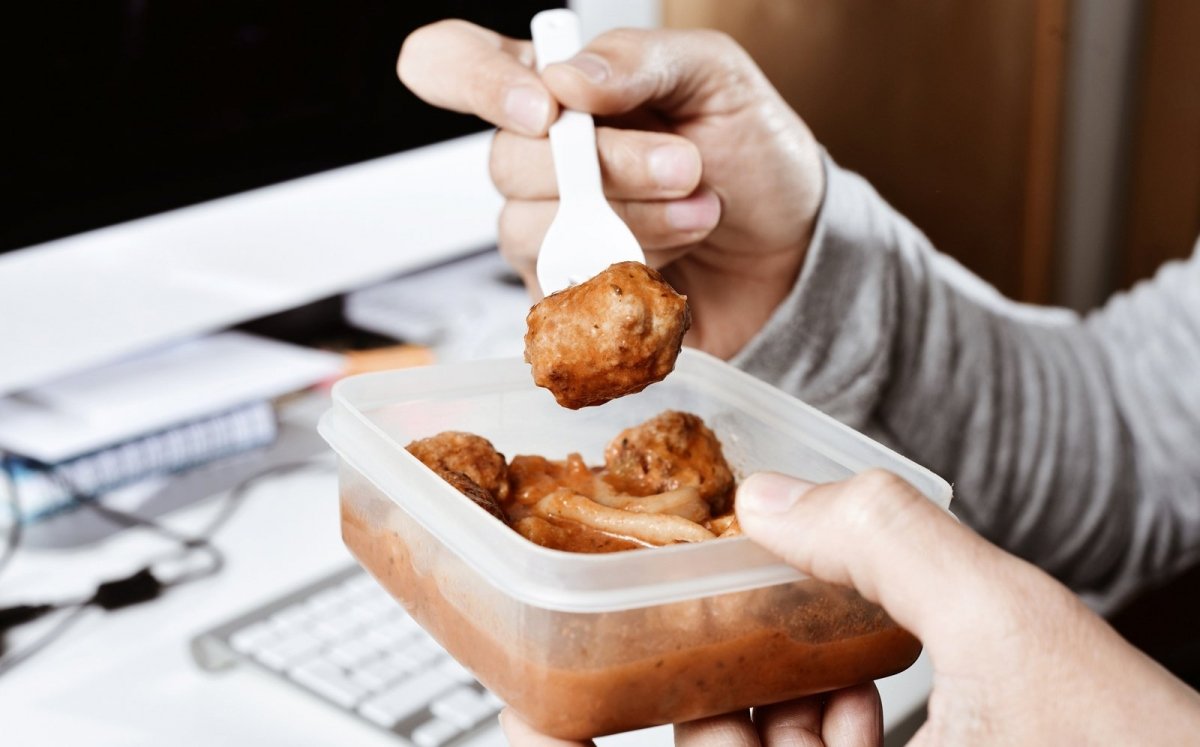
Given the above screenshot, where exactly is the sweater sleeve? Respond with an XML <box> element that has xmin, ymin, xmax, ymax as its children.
<box><xmin>733</xmin><ymin>154</ymin><xmax>1200</xmax><ymax>608</ymax></box>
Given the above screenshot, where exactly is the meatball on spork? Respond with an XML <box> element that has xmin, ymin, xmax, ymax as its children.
<box><xmin>525</xmin><ymin>262</ymin><xmax>691</xmax><ymax>409</ymax></box>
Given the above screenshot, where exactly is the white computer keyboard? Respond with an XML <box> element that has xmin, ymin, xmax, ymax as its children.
<box><xmin>191</xmin><ymin>565</ymin><xmax>503</xmax><ymax>746</ymax></box>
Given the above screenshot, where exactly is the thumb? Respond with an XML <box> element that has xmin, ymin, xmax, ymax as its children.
<box><xmin>737</xmin><ymin>469</ymin><xmax>998</xmax><ymax>644</ymax></box>
<box><xmin>540</xmin><ymin>28</ymin><xmax>771</xmax><ymax>119</ymax></box>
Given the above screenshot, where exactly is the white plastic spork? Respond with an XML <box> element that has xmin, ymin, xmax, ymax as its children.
<box><xmin>530</xmin><ymin>9</ymin><xmax>646</xmax><ymax>296</ymax></box>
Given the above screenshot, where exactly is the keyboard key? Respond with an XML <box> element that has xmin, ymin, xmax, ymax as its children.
<box><xmin>254</xmin><ymin>630</ymin><xmax>324</xmax><ymax>671</ymax></box>
<box><xmin>307</xmin><ymin>585</ymin><xmax>353</xmax><ymax>613</ymax></box>
<box><xmin>436</xmin><ymin>657</ymin><xmax>474</xmax><ymax>684</ymax></box>
<box><xmin>289</xmin><ymin>660</ymin><xmax>367</xmax><ymax>708</ymax></box>
<box><xmin>343</xmin><ymin>573</ymin><xmax>381</xmax><ymax>599</ymax></box>
<box><xmin>356</xmin><ymin>593</ymin><xmax>396</xmax><ymax>619</ymax></box>
<box><xmin>373</xmin><ymin>613</ymin><xmax>422</xmax><ymax>641</ymax></box>
<box><xmin>393</xmin><ymin>639</ymin><xmax>441</xmax><ymax>669</ymax></box>
<box><xmin>345</xmin><ymin>600</ymin><xmax>387</xmax><ymax>629</ymax></box>
<box><xmin>430</xmin><ymin>686</ymin><xmax>497</xmax><ymax>729</ymax></box>
<box><xmin>351</xmin><ymin>655</ymin><xmax>407</xmax><ymax>691</ymax></box>
<box><xmin>229</xmin><ymin>621</ymin><xmax>276</xmax><ymax>654</ymax></box>
<box><xmin>312</xmin><ymin>610</ymin><xmax>362</xmax><ymax>641</ymax></box>
<box><xmin>327</xmin><ymin>637</ymin><xmax>382</xmax><ymax>668</ymax></box>
<box><xmin>410</xmin><ymin>717</ymin><xmax>462</xmax><ymax>747</ymax></box>
<box><xmin>363</xmin><ymin>627</ymin><xmax>407</xmax><ymax>652</ymax></box>
<box><xmin>270</xmin><ymin>604</ymin><xmax>313</xmax><ymax>632</ymax></box>
<box><xmin>357</xmin><ymin>670</ymin><xmax>456</xmax><ymax>728</ymax></box>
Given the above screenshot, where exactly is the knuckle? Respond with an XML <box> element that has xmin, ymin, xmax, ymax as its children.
<box><xmin>840</xmin><ymin>469</ymin><xmax>923</xmax><ymax>531</ymax></box>
<box><xmin>855</xmin><ymin>468</ymin><xmax>911</xmax><ymax>497</ymax></box>
<box><xmin>694</xmin><ymin>28</ymin><xmax>737</xmax><ymax>52</ymax></box>
<box><xmin>693</xmin><ymin>30</ymin><xmax>760</xmax><ymax>99</ymax></box>
<box><xmin>701</xmin><ymin>29</ymin><xmax>752</xmax><ymax>66</ymax></box>
<box><xmin>488</xmin><ymin>132</ymin><xmax>515</xmax><ymax>194</ymax></box>
<box><xmin>592</xmin><ymin>26</ymin><xmax>649</xmax><ymax>55</ymax></box>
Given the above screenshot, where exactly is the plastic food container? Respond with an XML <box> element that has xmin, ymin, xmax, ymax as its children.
<box><xmin>319</xmin><ymin>349</ymin><xmax>951</xmax><ymax>739</ymax></box>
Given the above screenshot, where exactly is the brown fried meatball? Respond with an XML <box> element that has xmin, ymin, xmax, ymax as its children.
<box><xmin>603</xmin><ymin>411</ymin><xmax>735</xmax><ymax>513</ymax></box>
<box><xmin>406</xmin><ymin>431</ymin><xmax>509</xmax><ymax>503</ymax></box>
<box><xmin>524</xmin><ymin>261</ymin><xmax>691</xmax><ymax>409</ymax></box>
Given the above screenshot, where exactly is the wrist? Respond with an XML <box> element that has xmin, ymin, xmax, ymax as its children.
<box><xmin>669</xmin><ymin>245</ymin><xmax>808</xmax><ymax>360</ymax></box>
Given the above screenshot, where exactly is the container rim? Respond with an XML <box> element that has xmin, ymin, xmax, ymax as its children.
<box><xmin>319</xmin><ymin>349</ymin><xmax>953</xmax><ymax>614</ymax></box>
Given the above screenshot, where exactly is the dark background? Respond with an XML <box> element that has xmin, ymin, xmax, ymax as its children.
<box><xmin>3</xmin><ymin>1</ymin><xmax>561</xmax><ymax>253</ymax></box>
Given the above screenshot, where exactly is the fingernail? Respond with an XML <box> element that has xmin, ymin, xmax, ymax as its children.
<box><xmin>566</xmin><ymin>52</ymin><xmax>610</xmax><ymax>84</ymax></box>
<box><xmin>504</xmin><ymin>86</ymin><xmax>551</xmax><ymax>134</ymax></box>
<box><xmin>665</xmin><ymin>191</ymin><xmax>720</xmax><ymax>232</ymax></box>
<box><xmin>649</xmin><ymin>144</ymin><xmax>699</xmax><ymax>190</ymax></box>
<box><xmin>740</xmin><ymin>473</ymin><xmax>815</xmax><ymax>515</ymax></box>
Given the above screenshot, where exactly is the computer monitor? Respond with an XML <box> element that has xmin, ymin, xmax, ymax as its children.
<box><xmin>3</xmin><ymin>1</ymin><xmax>564</xmax><ymax>254</ymax></box>
<box><xmin>0</xmin><ymin>0</ymin><xmax>659</xmax><ymax>397</ymax></box>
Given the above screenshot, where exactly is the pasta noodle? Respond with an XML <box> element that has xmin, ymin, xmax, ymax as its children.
<box><xmin>591</xmin><ymin>483</ymin><xmax>710</xmax><ymax>524</ymax></box>
<box><xmin>535</xmin><ymin>489</ymin><xmax>715</xmax><ymax>546</ymax></box>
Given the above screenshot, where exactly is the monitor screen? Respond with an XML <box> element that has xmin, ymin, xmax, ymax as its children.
<box><xmin>4</xmin><ymin>0</ymin><xmax>562</xmax><ymax>253</ymax></box>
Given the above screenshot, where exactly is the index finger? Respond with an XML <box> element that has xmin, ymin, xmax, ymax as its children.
<box><xmin>540</xmin><ymin>28</ymin><xmax>772</xmax><ymax>119</ymax></box>
<box><xmin>398</xmin><ymin>19</ymin><xmax>558</xmax><ymax>136</ymax></box>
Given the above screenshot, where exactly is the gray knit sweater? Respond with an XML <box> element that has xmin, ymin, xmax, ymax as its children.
<box><xmin>732</xmin><ymin>157</ymin><xmax>1200</xmax><ymax>609</ymax></box>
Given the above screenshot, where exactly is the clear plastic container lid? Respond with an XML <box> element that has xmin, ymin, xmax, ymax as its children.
<box><xmin>319</xmin><ymin>349</ymin><xmax>951</xmax><ymax>614</ymax></box>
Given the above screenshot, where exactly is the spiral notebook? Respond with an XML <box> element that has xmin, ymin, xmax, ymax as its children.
<box><xmin>7</xmin><ymin>400</ymin><xmax>279</xmax><ymax>523</ymax></box>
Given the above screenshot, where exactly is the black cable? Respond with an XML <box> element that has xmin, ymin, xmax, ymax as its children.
<box><xmin>197</xmin><ymin>460</ymin><xmax>322</xmax><ymax>538</ymax></box>
<box><xmin>0</xmin><ymin>456</ymin><xmax>330</xmax><ymax>676</ymax></box>
<box><xmin>76</xmin><ymin>498</ymin><xmax>226</xmax><ymax>589</ymax></box>
<box><xmin>71</xmin><ymin>460</ymin><xmax>327</xmax><ymax>588</ymax></box>
<box><xmin>0</xmin><ymin>603</ymin><xmax>89</xmax><ymax>676</ymax></box>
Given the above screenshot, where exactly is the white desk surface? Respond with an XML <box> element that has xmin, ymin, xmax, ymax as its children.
<box><xmin>2</xmin><ymin>399</ymin><xmax>928</xmax><ymax>746</ymax></box>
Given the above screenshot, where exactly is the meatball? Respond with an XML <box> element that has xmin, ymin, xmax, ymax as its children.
<box><xmin>524</xmin><ymin>262</ymin><xmax>691</xmax><ymax>409</ymax></box>
<box><xmin>406</xmin><ymin>431</ymin><xmax>509</xmax><ymax>503</ymax></box>
<box><xmin>603</xmin><ymin>411</ymin><xmax>735</xmax><ymax>513</ymax></box>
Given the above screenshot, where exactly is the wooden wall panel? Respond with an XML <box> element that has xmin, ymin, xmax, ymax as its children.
<box><xmin>1120</xmin><ymin>0</ymin><xmax>1200</xmax><ymax>288</ymax></box>
<box><xmin>1112</xmin><ymin>0</ymin><xmax>1200</xmax><ymax>677</ymax></box>
<box><xmin>663</xmin><ymin>0</ymin><xmax>1067</xmax><ymax>302</ymax></box>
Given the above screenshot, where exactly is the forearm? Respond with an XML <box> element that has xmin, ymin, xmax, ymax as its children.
<box><xmin>734</xmin><ymin>156</ymin><xmax>1200</xmax><ymax>605</ymax></box>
